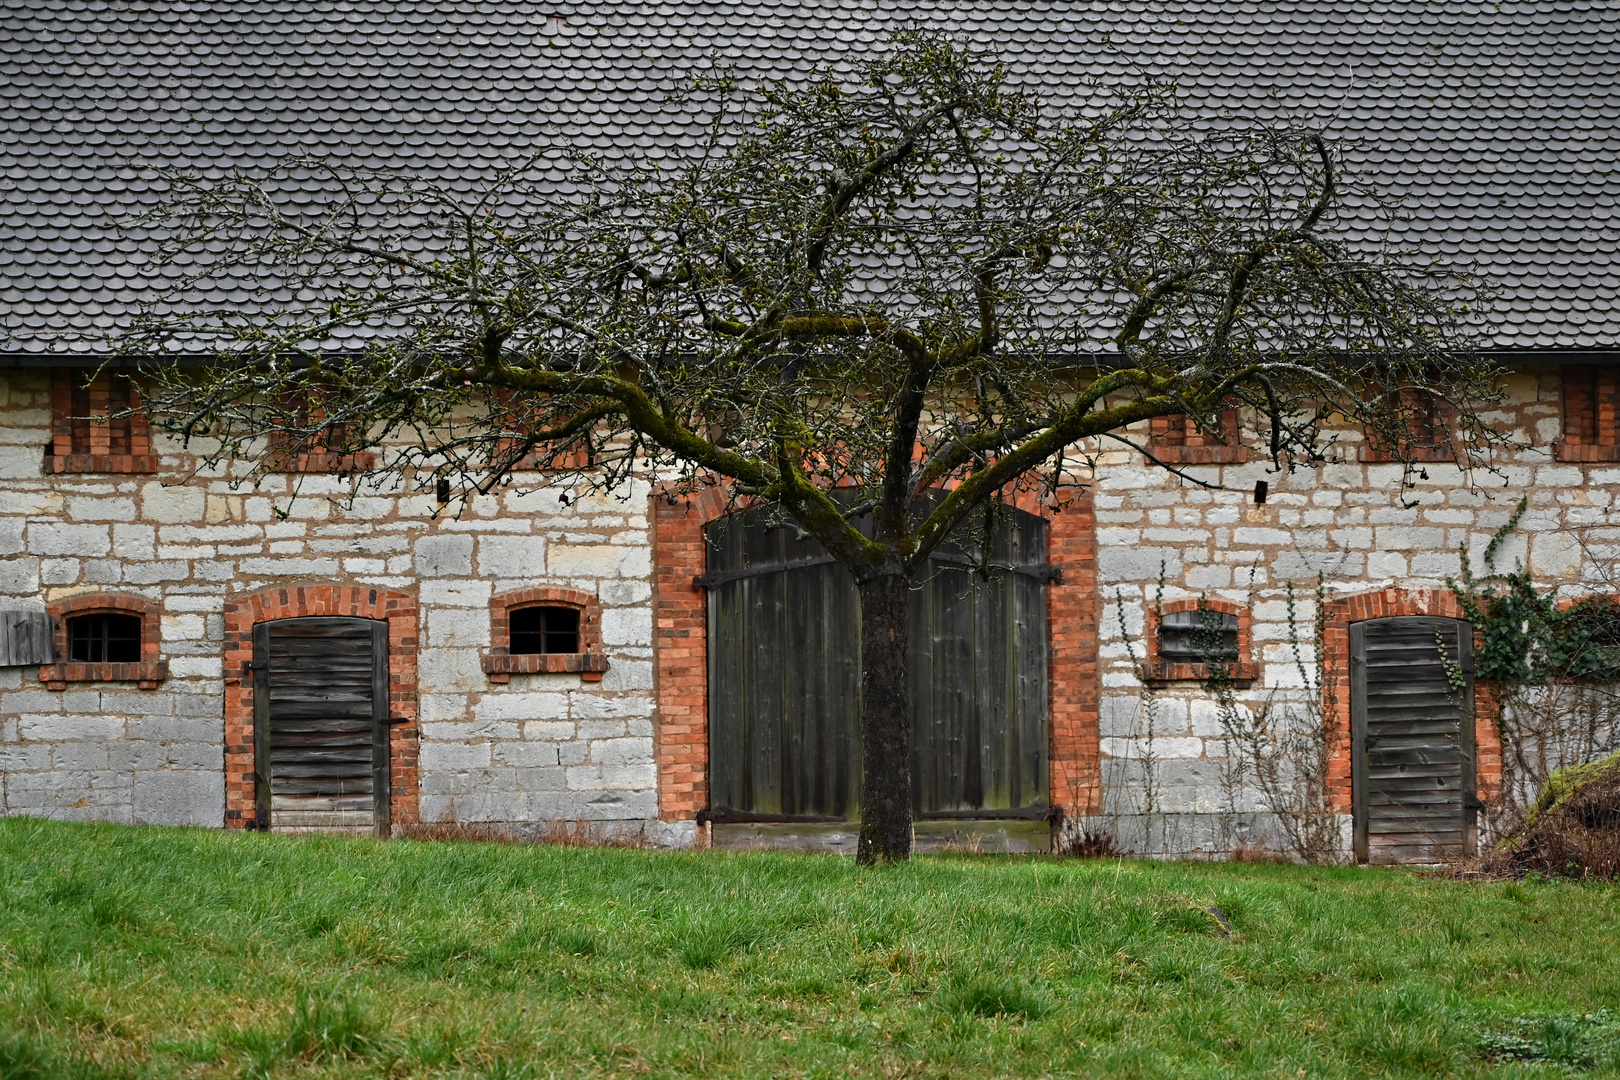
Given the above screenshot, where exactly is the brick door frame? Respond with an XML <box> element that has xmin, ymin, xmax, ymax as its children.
<box><xmin>650</xmin><ymin>485</ymin><xmax>1101</xmax><ymax>823</ymax></box>
<box><xmin>221</xmin><ymin>584</ymin><xmax>420</xmax><ymax>830</ymax></box>
<box><xmin>1320</xmin><ymin>586</ymin><xmax>1502</xmax><ymax>815</ymax></box>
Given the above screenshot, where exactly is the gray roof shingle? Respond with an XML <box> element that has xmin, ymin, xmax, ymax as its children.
<box><xmin>3</xmin><ymin>0</ymin><xmax>1619</xmax><ymax>353</ymax></box>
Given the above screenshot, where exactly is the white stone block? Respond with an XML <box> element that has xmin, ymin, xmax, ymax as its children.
<box><xmin>28</xmin><ymin>522</ymin><xmax>110</xmax><ymax>557</ymax></box>
<box><xmin>591</xmin><ymin>736</ymin><xmax>653</xmax><ymax>765</ymax></box>
<box><xmin>523</xmin><ymin>720</ymin><xmax>574</xmax><ymax>741</ymax></box>
<box><xmin>67</xmin><ymin>496</ymin><xmax>136</xmax><ymax>522</ymax></box>
<box><xmin>419</xmin><ymin>580</ymin><xmax>492</xmax><ymax>608</ymax></box>
<box><xmin>141</xmin><ymin>482</ymin><xmax>206</xmax><ymax>525</ymax></box>
<box><xmin>414</xmin><ymin>534</ymin><xmax>474</xmax><ymax>577</ymax></box>
<box><xmin>132</xmin><ymin>770</ymin><xmax>225</xmax><ymax>827</ymax></box>
<box><xmin>420</xmin><ymin>719</ymin><xmax>521</xmax><ymax>742</ymax></box>
<box><xmin>600</xmin><ymin>607</ymin><xmax>652</xmax><ymax>647</ymax></box>
<box><xmin>0</xmin><ymin>517</ymin><xmax>24</xmax><ymax>556</ymax></box>
<box><xmin>426</xmin><ymin>607</ymin><xmax>489</xmax><ymax>648</ymax></box>
<box><xmin>547</xmin><ymin>543</ymin><xmax>651</xmax><ymax>579</ymax></box>
<box><xmin>238</xmin><ymin>557</ymin><xmax>340</xmax><ymax>576</ymax></box>
<box><xmin>477</xmin><ymin>535</ymin><xmax>547</xmax><ymax>579</ymax></box>
<box><xmin>569</xmin><ymin>694</ymin><xmax>655</xmax><ymax>719</ymax></box>
<box><xmin>565</xmin><ymin>762</ymin><xmax>657</xmax><ymax>791</ymax></box>
<box><xmin>417</xmin><ymin>648</ymin><xmax>485</xmax><ymax>693</ymax></box>
<box><xmin>18</xmin><ymin>713</ymin><xmax>125</xmax><ymax>741</ymax></box>
<box><xmin>419</xmin><ymin>742</ymin><xmax>492</xmax><ymax>770</ymax></box>
<box><xmin>474</xmin><ymin>692</ymin><xmax>570</xmax><ymax>721</ymax></box>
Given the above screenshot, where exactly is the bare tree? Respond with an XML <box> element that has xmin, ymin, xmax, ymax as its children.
<box><xmin>127</xmin><ymin>35</ymin><xmax>1502</xmax><ymax>863</ymax></box>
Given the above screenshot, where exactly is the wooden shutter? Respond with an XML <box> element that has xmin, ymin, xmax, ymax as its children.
<box><xmin>252</xmin><ymin>617</ymin><xmax>390</xmax><ymax>835</ymax></box>
<box><xmin>0</xmin><ymin>610</ymin><xmax>54</xmax><ymax>666</ymax></box>
<box><xmin>705</xmin><ymin>498</ymin><xmax>1050</xmax><ymax>821</ymax></box>
<box><xmin>1350</xmin><ymin>616</ymin><xmax>1475</xmax><ymax>863</ymax></box>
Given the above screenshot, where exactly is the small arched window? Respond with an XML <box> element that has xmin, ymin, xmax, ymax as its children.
<box><xmin>483</xmin><ymin>587</ymin><xmax>608</xmax><ymax>683</ymax></box>
<box><xmin>68</xmin><ymin>612</ymin><xmax>143</xmax><ymax>663</ymax></box>
<box><xmin>509</xmin><ymin>606</ymin><xmax>581</xmax><ymax>655</ymax></box>
<box><xmin>40</xmin><ymin>593</ymin><xmax>167</xmax><ymax>690</ymax></box>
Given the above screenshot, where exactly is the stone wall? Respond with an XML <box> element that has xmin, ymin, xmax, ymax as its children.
<box><xmin>1089</xmin><ymin>368</ymin><xmax>1601</xmax><ymax>856</ymax></box>
<box><xmin>0</xmin><ymin>369</ymin><xmax>671</xmax><ymax>838</ymax></box>
<box><xmin>4</xmin><ymin>362</ymin><xmax>1617</xmax><ymax>857</ymax></box>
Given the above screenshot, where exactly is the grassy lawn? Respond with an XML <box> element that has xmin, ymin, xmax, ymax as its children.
<box><xmin>2</xmin><ymin>819</ymin><xmax>1619</xmax><ymax>1078</ymax></box>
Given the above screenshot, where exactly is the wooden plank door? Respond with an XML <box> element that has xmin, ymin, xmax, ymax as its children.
<box><xmin>1350</xmin><ymin>616</ymin><xmax>1475</xmax><ymax>863</ymax></box>
<box><xmin>706</xmin><ymin>513</ymin><xmax>862</xmax><ymax>818</ymax></box>
<box><xmin>909</xmin><ymin>510</ymin><xmax>1049</xmax><ymax>814</ymax></box>
<box><xmin>253</xmin><ymin>617</ymin><xmax>390</xmax><ymax>835</ymax></box>
<box><xmin>706</xmin><ymin>498</ymin><xmax>1050</xmax><ymax>821</ymax></box>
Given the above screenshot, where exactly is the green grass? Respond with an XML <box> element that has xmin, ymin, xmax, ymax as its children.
<box><xmin>2</xmin><ymin>819</ymin><xmax>1619</xmax><ymax>1078</ymax></box>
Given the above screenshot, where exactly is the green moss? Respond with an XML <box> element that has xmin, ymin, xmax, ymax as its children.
<box><xmin>1524</xmin><ymin>749</ymin><xmax>1620</xmax><ymax>830</ymax></box>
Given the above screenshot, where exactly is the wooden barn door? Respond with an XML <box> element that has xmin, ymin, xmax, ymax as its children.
<box><xmin>1350</xmin><ymin>616</ymin><xmax>1475</xmax><ymax>863</ymax></box>
<box><xmin>253</xmin><ymin>617</ymin><xmax>391</xmax><ymax>835</ymax></box>
<box><xmin>705</xmin><ymin>500</ymin><xmax>1050</xmax><ymax>822</ymax></box>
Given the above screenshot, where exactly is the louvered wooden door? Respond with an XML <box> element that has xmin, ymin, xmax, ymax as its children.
<box><xmin>252</xmin><ymin>617</ymin><xmax>390</xmax><ymax>835</ymax></box>
<box><xmin>1350</xmin><ymin>616</ymin><xmax>1475</xmax><ymax>863</ymax></box>
<box><xmin>705</xmin><ymin>500</ymin><xmax>1050</xmax><ymax>821</ymax></box>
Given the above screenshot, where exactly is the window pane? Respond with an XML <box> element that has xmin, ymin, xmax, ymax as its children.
<box><xmin>68</xmin><ymin>613</ymin><xmax>142</xmax><ymax>664</ymax></box>
<box><xmin>509</xmin><ymin>606</ymin><xmax>580</xmax><ymax>655</ymax></box>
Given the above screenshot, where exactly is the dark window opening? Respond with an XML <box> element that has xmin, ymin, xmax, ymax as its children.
<box><xmin>509</xmin><ymin>606</ymin><xmax>580</xmax><ymax>655</ymax></box>
<box><xmin>68</xmin><ymin>613</ymin><xmax>142</xmax><ymax>664</ymax></box>
<box><xmin>1158</xmin><ymin>608</ymin><xmax>1239</xmax><ymax>665</ymax></box>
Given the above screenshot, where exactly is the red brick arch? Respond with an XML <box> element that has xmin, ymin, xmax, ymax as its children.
<box><xmin>650</xmin><ymin>484</ymin><xmax>1101</xmax><ymax>823</ymax></box>
<box><xmin>1321</xmin><ymin>587</ymin><xmax>1502</xmax><ymax>814</ymax></box>
<box><xmin>221</xmin><ymin>585</ymin><xmax>419</xmax><ymax>830</ymax></box>
<box><xmin>39</xmin><ymin>592</ymin><xmax>168</xmax><ymax>689</ymax></box>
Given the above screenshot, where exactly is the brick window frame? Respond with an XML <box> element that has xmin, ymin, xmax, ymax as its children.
<box><xmin>1146</xmin><ymin>406</ymin><xmax>1249</xmax><ymax>465</ymax></box>
<box><xmin>45</xmin><ymin>368</ymin><xmax>158</xmax><ymax>474</ymax></box>
<box><xmin>482</xmin><ymin>586</ymin><xmax>608</xmax><ymax>683</ymax></box>
<box><xmin>1145</xmin><ymin>597</ymin><xmax>1258</xmax><ymax>685</ymax></box>
<box><xmin>267</xmin><ymin>388</ymin><xmax>378</xmax><ymax>474</ymax></box>
<box><xmin>221</xmin><ymin>585</ymin><xmax>419</xmax><ymax>831</ymax></box>
<box><xmin>1554</xmin><ymin>364</ymin><xmax>1620</xmax><ymax>462</ymax></box>
<box><xmin>1320</xmin><ymin>587</ymin><xmax>1502</xmax><ymax>816</ymax></box>
<box><xmin>39</xmin><ymin>593</ymin><xmax>167</xmax><ymax>689</ymax></box>
<box><xmin>1360</xmin><ymin>387</ymin><xmax>1455</xmax><ymax>463</ymax></box>
<box><xmin>651</xmin><ymin>482</ymin><xmax>1102</xmax><ymax>824</ymax></box>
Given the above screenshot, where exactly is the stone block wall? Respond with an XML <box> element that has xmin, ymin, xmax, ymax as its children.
<box><xmin>0</xmin><ymin>369</ymin><xmax>665</xmax><ymax>835</ymax></box>
<box><xmin>1088</xmin><ymin>368</ymin><xmax>1603</xmax><ymax>856</ymax></box>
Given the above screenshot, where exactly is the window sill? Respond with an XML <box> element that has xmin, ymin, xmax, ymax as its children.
<box><xmin>45</xmin><ymin>454</ymin><xmax>158</xmax><ymax>474</ymax></box>
<box><xmin>1144</xmin><ymin>445</ymin><xmax>1249</xmax><ymax>465</ymax></box>
<box><xmin>482</xmin><ymin>651</ymin><xmax>610</xmax><ymax>683</ymax></box>
<box><xmin>39</xmin><ymin>661</ymin><xmax>168</xmax><ymax>690</ymax></box>
<box><xmin>1146</xmin><ymin>660</ymin><xmax>1258</xmax><ymax>687</ymax></box>
<box><xmin>1554</xmin><ymin>442</ymin><xmax>1620</xmax><ymax>462</ymax></box>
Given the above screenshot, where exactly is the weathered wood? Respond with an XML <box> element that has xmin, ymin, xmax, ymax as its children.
<box><xmin>706</xmin><ymin>497</ymin><xmax>1049</xmax><ymax>825</ymax></box>
<box><xmin>0</xmin><ymin>608</ymin><xmax>54</xmax><ymax>666</ymax></box>
<box><xmin>254</xmin><ymin>616</ymin><xmax>390</xmax><ymax>835</ymax></box>
<box><xmin>1351</xmin><ymin>616</ymin><xmax>1475</xmax><ymax>864</ymax></box>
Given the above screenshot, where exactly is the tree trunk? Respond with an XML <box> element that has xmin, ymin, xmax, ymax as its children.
<box><xmin>857</xmin><ymin>571</ymin><xmax>912</xmax><ymax>864</ymax></box>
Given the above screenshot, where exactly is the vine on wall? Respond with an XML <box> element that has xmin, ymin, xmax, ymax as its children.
<box><xmin>1448</xmin><ymin>496</ymin><xmax>1620</xmax><ymax>834</ymax></box>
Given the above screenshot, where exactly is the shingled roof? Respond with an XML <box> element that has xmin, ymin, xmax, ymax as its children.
<box><xmin>3</xmin><ymin>0</ymin><xmax>1619</xmax><ymax>356</ymax></box>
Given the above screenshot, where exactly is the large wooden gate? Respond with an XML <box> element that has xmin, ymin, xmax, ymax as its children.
<box><xmin>705</xmin><ymin>501</ymin><xmax>1050</xmax><ymax>822</ymax></box>
<box><xmin>252</xmin><ymin>616</ymin><xmax>391</xmax><ymax>834</ymax></box>
<box><xmin>1350</xmin><ymin>616</ymin><xmax>1476</xmax><ymax>863</ymax></box>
